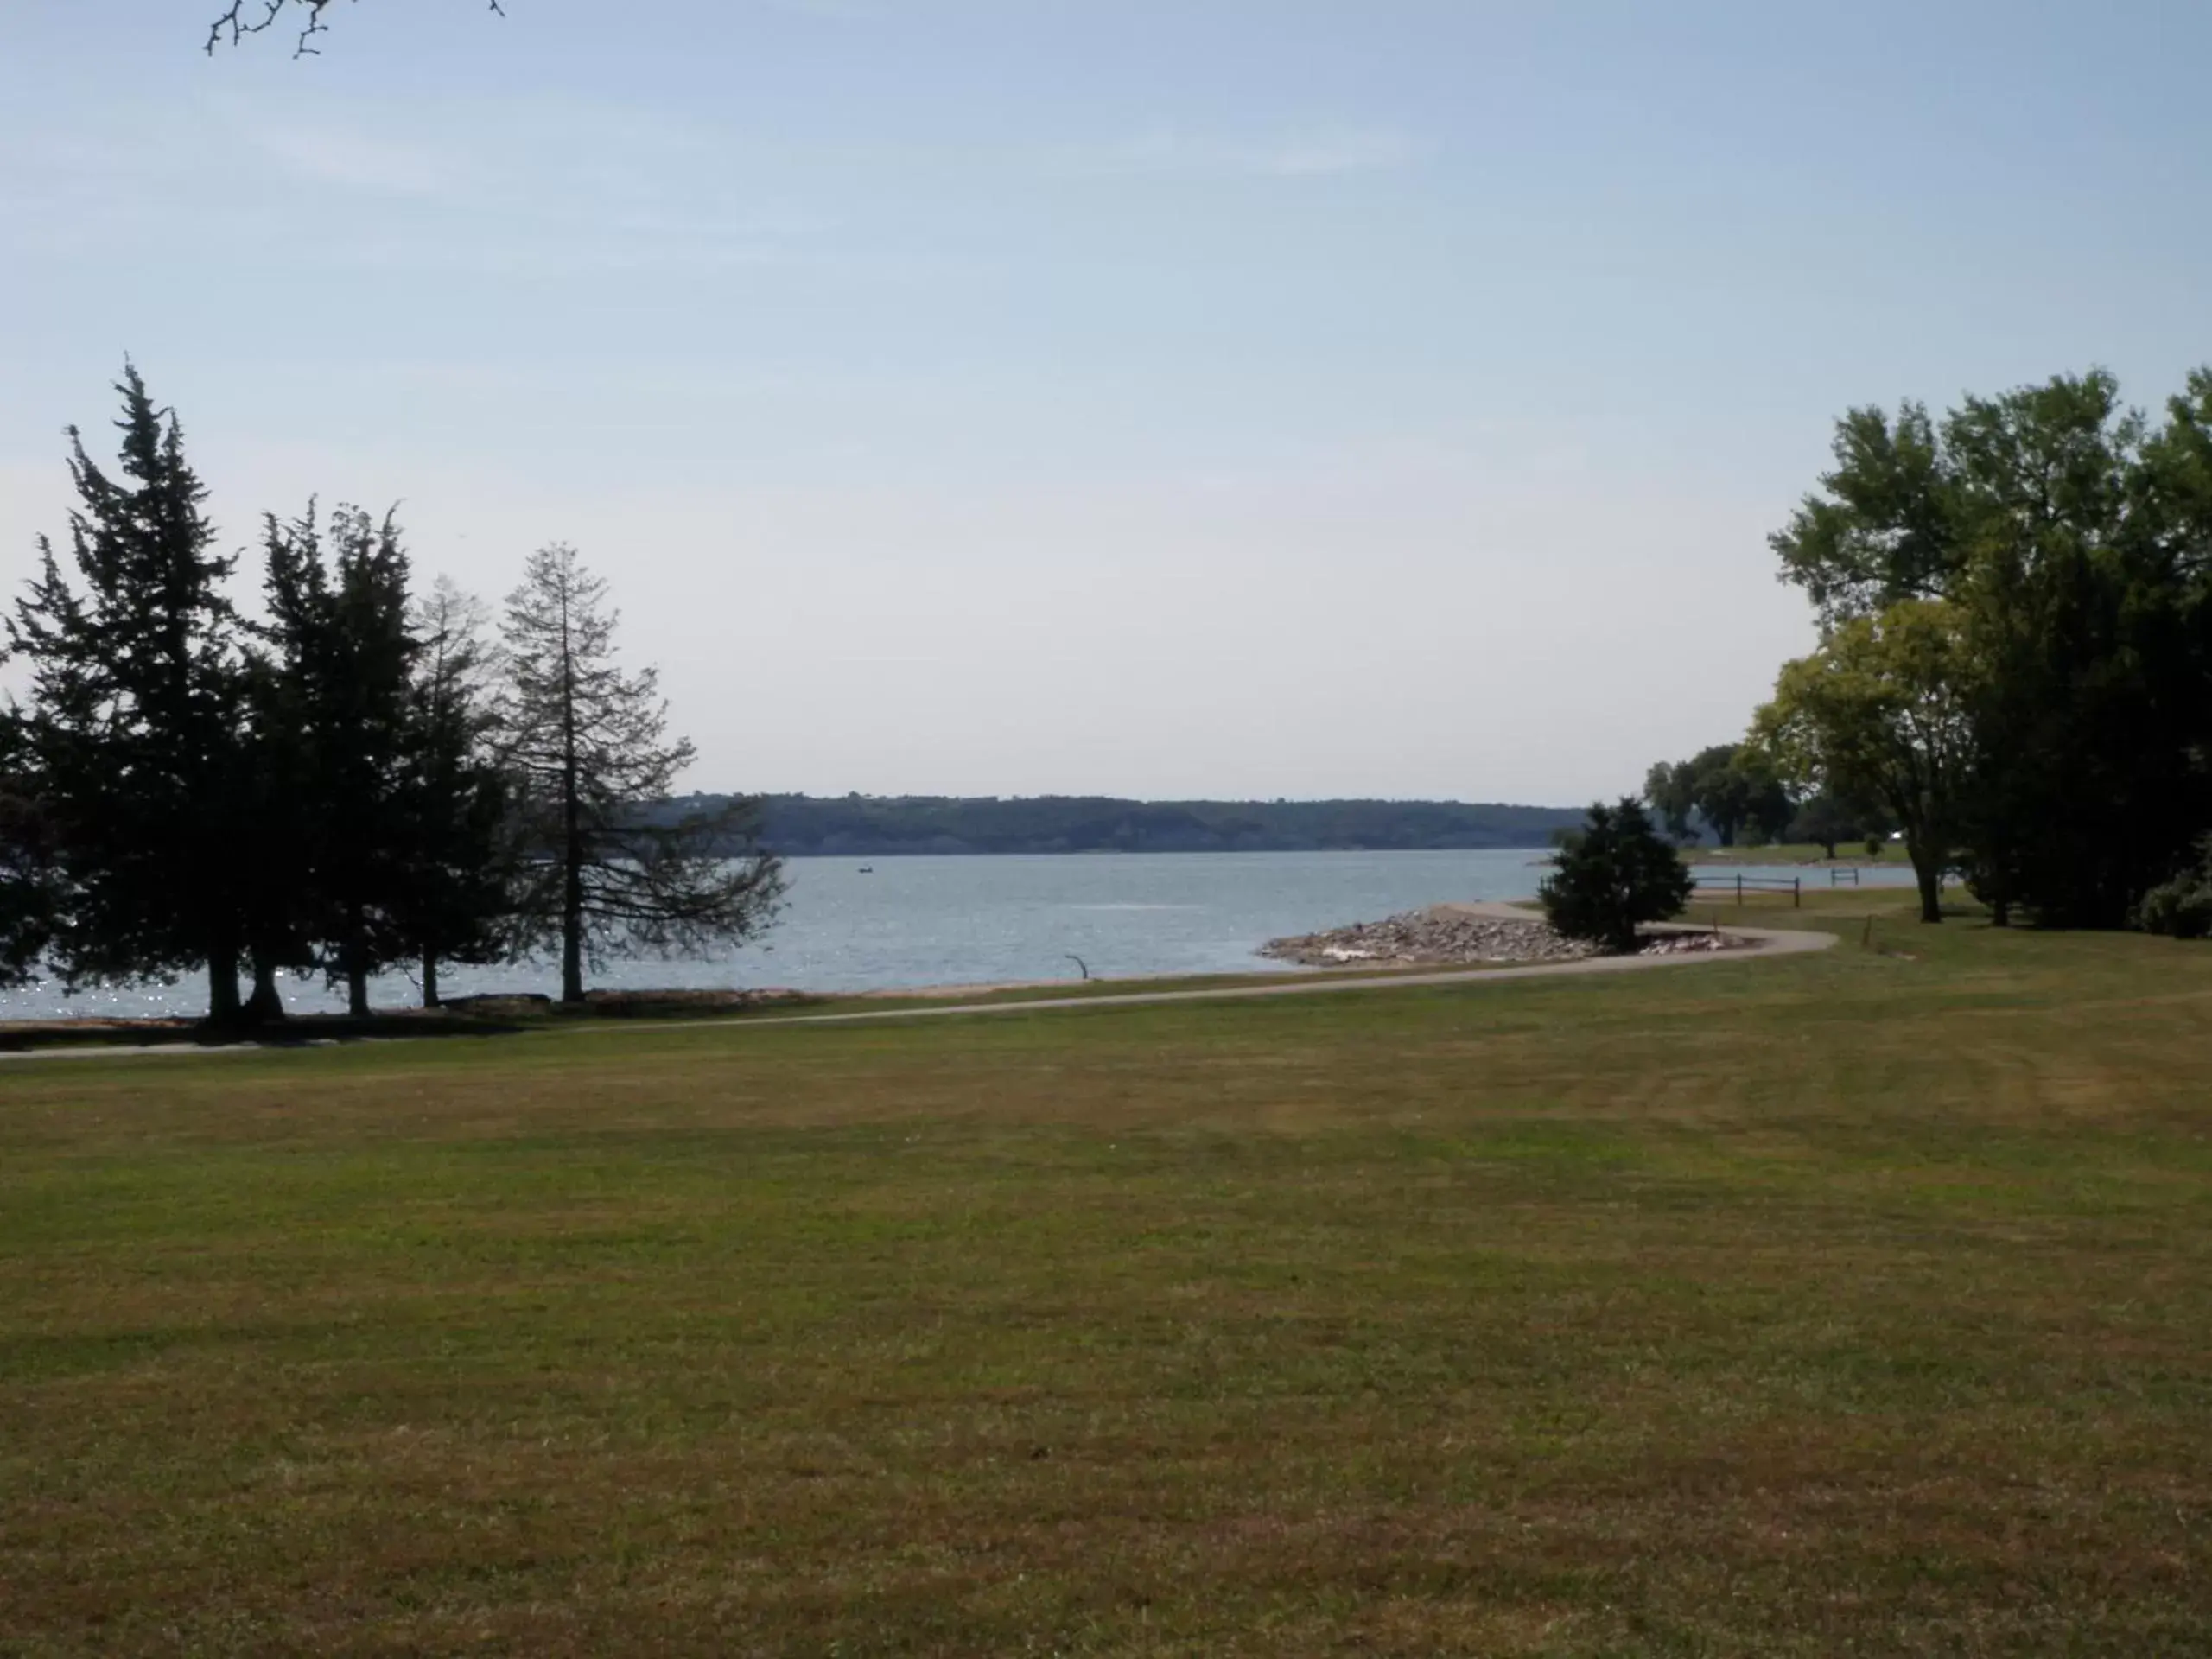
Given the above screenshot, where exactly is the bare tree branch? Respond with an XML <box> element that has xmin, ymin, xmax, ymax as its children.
<box><xmin>207</xmin><ymin>0</ymin><xmax>505</xmax><ymax>58</ymax></box>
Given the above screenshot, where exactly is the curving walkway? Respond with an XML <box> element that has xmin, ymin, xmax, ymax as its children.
<box><xmin>641</xmin><ymin>910</ymin><xmax>1835</xmax><ymax>1034</ymax></box>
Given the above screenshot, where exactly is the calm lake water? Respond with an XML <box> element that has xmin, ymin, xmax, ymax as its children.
<box><xmin>1</xmin><ymin>850</ymin><xmax>1921</xmax><ymax>1020</ymax></box>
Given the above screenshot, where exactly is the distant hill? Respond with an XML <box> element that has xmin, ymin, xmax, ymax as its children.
<box><xmin>673</xmin><ymin>794</ymin><xmax>1586</xmax><ymax>857</ymax></box>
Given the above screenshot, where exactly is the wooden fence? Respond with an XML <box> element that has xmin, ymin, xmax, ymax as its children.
<box><xmin>1691</xmin><ymin>874</ymin><xmax>1802</xmax><ymax>907</ymax></box>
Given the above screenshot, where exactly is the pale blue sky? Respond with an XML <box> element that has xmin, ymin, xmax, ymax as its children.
<box><xmin>4</xmin><ymin>1</ymin><xmax>2207</xmax><ymax>801</ymax></box>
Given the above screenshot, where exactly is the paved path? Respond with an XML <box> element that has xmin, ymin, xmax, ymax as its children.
<box><xmin>671</xmin><ymin>910</ymin><xmax>1834</xmax><ymax>1034</ymax></box>
<box><xmin>0</xmin><ymin>909</ymin><xmax>1834</xmax><ymax>1062</ymax></box>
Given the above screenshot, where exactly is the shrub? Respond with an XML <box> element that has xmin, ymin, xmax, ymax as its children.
<box><xmin>1541</xmin><ymin>797</ymin><xmax>1695</xmax><ymax>953</ymax></box>
<box><xmin>2137</xmin><ymin>836</ymin><xmax>2212</xmax><ymax>939</ymax></box>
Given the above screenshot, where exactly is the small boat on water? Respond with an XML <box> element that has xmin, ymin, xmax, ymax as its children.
<box><xmin>857</xmin><ymin>866</ymin><xmax>875</xmax><ymax>874</ymax></box>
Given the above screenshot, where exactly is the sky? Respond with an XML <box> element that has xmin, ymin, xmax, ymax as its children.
<box><xmin>3</xmin><ymin>1</ymin><xmax>2208</xmax><ymax>804</ymax></box>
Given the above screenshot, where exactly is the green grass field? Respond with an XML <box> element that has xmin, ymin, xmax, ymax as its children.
<box><xmin>4</xmin><ymin>895</ymin><xmax>2209</xmax><ymax>1654</ymax></box>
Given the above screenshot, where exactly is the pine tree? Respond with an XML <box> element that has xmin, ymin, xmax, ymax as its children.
<box><xmin>6</xmin><ymin>366</ymin><xmax>256</xmax><ymax>1024</ymax></box>
<box><xmin>257</xmin><ymin>503</ymin><xmax>422</xmax><ymax>1016</ymax></box>
<box><xmin>238</xmin><ymin>514</ymin><xmax>321</xmax><ymax>1022</ymax></box>
<box><xmin>1541</xmin><ymin>798</ymin><xmax>1694</xmax><ymax>953</ymax></box>
<box><xmin>393</xmin><ymin>577</ymin><xmax>512</xmax><ymax>1007</ymax></box>
<box><xmin>0</xmin><ymin>711</ymin><xmax>61</xmax><ymax>988</ymax></box>
<box><xmin>499</xmin><ymin>543</ymin><xmax>782</xmax><ymax>1004</ymax></box>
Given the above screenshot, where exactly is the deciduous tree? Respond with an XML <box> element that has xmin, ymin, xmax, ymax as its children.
<box><xmin>1643</xmin><ymin>760</ymin><xmax>1696</xmax><ymax>842</ymax></box>
<box><xmin>207</xmin><ymin>0</ymin><xmax>504</xmax><ymax>55</ymax></box>
<box><xmin>393</xmin><ymin>578</ymin><xmax>512</xmax><ymax>1007</ymax></box>
<box><xmin>1775</xmin><ymin>369</ymin><xmax>2212</xmax><ymax>926</ymax></box>
<box><xmin>499</xmin><ymin>544</ymin><xmax>781</xmax><ymax>1005</ymax></box>
<box><xmin>1755</xmin><ymin>601</ymin><xmax>1977</xmax><ymax>925</ymax></box>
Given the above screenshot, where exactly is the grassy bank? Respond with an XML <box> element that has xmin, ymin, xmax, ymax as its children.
<box><xmin>0</xmin><ymin>961</ymin><xmax>1544</xmax><ymax>1054</ymax></box>
<box><xmin>3</xmin><ymin>893</ymin><xmax>2209</xmax><ymax>1653</ymax></box>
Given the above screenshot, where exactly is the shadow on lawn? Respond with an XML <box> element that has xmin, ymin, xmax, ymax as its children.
<box><xmin>0</xmin><ymin>988</ymin><xmax>822</xmax><ymax>1053</ymax></box>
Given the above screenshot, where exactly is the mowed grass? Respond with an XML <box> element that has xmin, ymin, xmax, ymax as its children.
<box><xmin>3</xmin><ymin>899</ymin><xmax>2209</xmax><ymax>1655</ymax></box>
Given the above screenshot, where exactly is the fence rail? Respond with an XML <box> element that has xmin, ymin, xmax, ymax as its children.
<box><xmin>1691</xmin><ymin>874</ymin><xmax>1802</xmax><ymax>907</ymax></box>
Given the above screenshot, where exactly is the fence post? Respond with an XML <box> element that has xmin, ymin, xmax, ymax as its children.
<box><xmin>1794</xmin><ymin>877</ymin><xmax>1802</xmax><ymax>908</ymax></box>
<box><xmin>1736</xmin><ymin>874</ymin><xmax>1745</xmax><ymax>904</ymax></box>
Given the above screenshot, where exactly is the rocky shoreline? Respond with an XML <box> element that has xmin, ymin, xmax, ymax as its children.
<box><xmin>1259</xmin><ymin>906</ymin><xmax>1747</xmax><ymax>969</ymax></box>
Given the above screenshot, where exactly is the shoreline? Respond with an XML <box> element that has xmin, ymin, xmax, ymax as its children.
<box><xmin>0</xmin><ymin>919</ymin><xmax>1835</xmax><ymax>1059</ymax></box>
<box><xmin>0</xmin><ymin>898</ymin><xmax>1807</xmax><ymax>1058</ymax></box>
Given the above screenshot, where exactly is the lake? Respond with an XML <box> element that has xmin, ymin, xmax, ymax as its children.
<box><xmin>0</xmin><ymin>850</ymin><xmax>1920</xmax><ymax>1020</ymax></box>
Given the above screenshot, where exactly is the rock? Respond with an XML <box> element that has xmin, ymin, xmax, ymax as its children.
<box><xmin>1259</xmin><ymin>907</ymin><xmax>1597</xmax><ymax>968</ymax></box>
<box><xmin>1260</xmin><ymin>907</ymin><xmax>1754</xmax><ymax>967</ymax></box>
<box><xmin>1635</xmin><ymin>931</ymin><xmax>1742</xmax><ymax>957</ymax></box>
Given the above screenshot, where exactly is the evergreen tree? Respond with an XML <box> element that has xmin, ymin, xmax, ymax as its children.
<box><xmin>394</xmin><ymin>577</ymin><xmax>512</xmax><ymax>1007</ymax></box>
<box><xmin>6</xmin><ymin>366</ymin><xmax>256</xmax><ymax>1024</ymax></box>
<box><xmin>238</xmin><ymin>519</ymin><xmax>321</xmax><ymax>1022</ymax></box>
<box><xmin>1541</xmin><ymin>798</ymin><xmax>1694</xmax><ymax>953</ymax></box>
<box><xmin>0</xmin><ymin>711</ymin><xmax>61</xmax><ymax>987</ymax></box>
<box><xmin>258</xmin><ymin>503</ymin><xmax>421</xmax><ymax>1016</ymax></box>
<box><xmin>499</xmin><ymin>543</ymin><xmax>782</xmax><ymax>1004</ymax></box>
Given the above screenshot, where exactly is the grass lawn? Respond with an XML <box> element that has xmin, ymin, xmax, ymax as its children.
<box><xmin>3</xmin><ymin>894</ymin><xmax>2209</xmax><ymax>1654</ymax></box>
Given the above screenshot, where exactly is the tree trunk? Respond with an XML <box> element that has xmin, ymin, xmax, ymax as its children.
<box><xmin>561</xmin><ymin>852</ymin><xmax>584</xmax><ymax>1005</ymax></box>
<box><xmin>421</xmin><ymin>950</ymin><xmax>440</xmax><ymax>1009</ymax></box>
<box><xmin>560</xmin><ymin>617</ymin><xmax>586</xmax><ymax>1007</ymax></box>
<box><xmin>1908</xmin><ymin>843</ymin><xmax>1944</xmax><ymax>924</ymax></box>
<box><xmin>206</xmin><ymin>944</ymin><xmax>243</xmax><ymax>1029</ymax></box>
<box><xmin>243</xmin><ymin>950</ymin><xmax>287</xmax><ymax>1026</ymax></box>
<box><xmin>342</xmin><ymin>901</ymin><xmax>372</xmax><ymax>1017</ymax></box>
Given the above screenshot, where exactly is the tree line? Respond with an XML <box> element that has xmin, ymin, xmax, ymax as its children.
<box><xmin>1656</xmin><ymin>367</ymin><xmax>2212</xmax><ymax>928</ymax></box>
<box><xmin>0</xmin><ymin>367</ymin><xmax>782</xmax><ymax>1026</ymax></box>
<box><xmin>1642</xmin><ymin>744</ymin><xmax>1896</xmax><ymax>860</ymax></box>
<box><xmin>716</xmin><ymin>795</ymin><xmax>1589</xmax><ymax>857</ymax></box>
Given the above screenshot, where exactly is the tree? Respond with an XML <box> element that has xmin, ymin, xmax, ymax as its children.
<box><xmin>1785</xmin><ymin>792</ymin><xmax>1852</xmax><ymax>861</ymax></box>
<box><xmin>392</xmin><ymin>578</ymin><xmax>513</xmax><ymax>1007</ymax></box>
<box><xmin>2137</xmin><ymin>836</ymin><xmax>2212</xmax><ymax>939</ymax></box>
<box><xmin>0</xmin><ymin>712</ymin><xmax>61</xmax><ymax>987</ymax></box>
<box><xmin>207</xmin><ymin>0</ymin><xmax>503</xmax><ymax>55</ymax></box>
<box><xmin>1732</xmin><ymin>749</ymin><xmax>1797</xmax><ymax>845</ymax></box>
<box><xmin>1648</xmin><ymin>743</ymin><xmax>1789</xmax><ymax>848</ymax></box>
<box><xmin>1643</xmin><ymin>760</ymin><xmax>1697</xmax><ymax>842</ymax></box>
<box><xmin>258</xmin><ymin>504</ymin><xmax>423</xmax><ymax>1016</ymax></box>
<box><xmin>237</xmin><ymin>613</ymin><xmax>317</xmax><ymax>1023</ymax></box>
<box><xmin>1755</xmin><ymin>601</ymin><xmax>1977</xmax><ymax>925</ymax></box>
<box><xmin>1540</xmin><ymin>797</ymin><xmax>1694</xmax><ymax>953</ymax></box>
<box><xmin>1770</xmin><ymin>368</ymin><xmax>2212</xmax><ymax>928</ymax></box>
<box><xmin>1951</xmin><ymin>372</ymin><xmax>2212</xmax><ymax>927</ymax></box>
<box><xmin>7</xmin><ymin>366</ymin><xmax>257</xmax><ymax>1025</ymax></box>
<box><xmin>1785</xmin><ymin>791</ymin><xmax>1885</xmax><ymax>861</ymax></box>
<box><xmin>1769</xmin><ymin>398</ymin><xmax>1960</xmax><ymax>628</ymax></box>
<box><xmin>499</xmin><ymin>544</ymin><xmax>783</xmax><ymax>1005</ymax></box>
